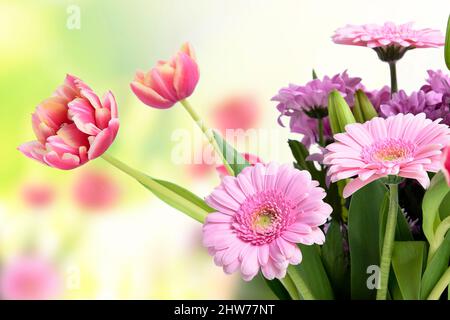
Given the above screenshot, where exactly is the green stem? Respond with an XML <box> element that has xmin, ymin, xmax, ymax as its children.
<box><xmin>180</xmin><ymin>99</ymin><xmax>234</xmax><ymax>176</ymax></box>
<box><xmin>427</xmin><ymin>267</ymin><xmax>450</xmax><ymax>300</ymax></box>
<box><xmin>280</xmin><ymin>274</ymin><xmax>301</xmax><ymax>300</ymax></box>
<box><xmin>318</xmin><ymin>118</ymin><xmax>325</xmax><ymax>147</ymax></box>
<box><xmin>388</xmin><ymin>62</ymin><xmax>398</xmax><ymax>94</ymax></box>
<box><xmin>101</xmin><ymin>154</ymin><xmax>207</xmax><ymax>223</ymax></box>
<box><xmin>376</xmin><ymin>183</ymin><xmax>398</xmax><ymax>300</ymax></box>
<box><xmin>428</xmin><ymin>216</ymin><xmax>450</xmax><ymax>263</ymax></box>
<box><xmin>287</xmin><ymin>267</ymin><xmax>315</xmax><ymax>300</ymax></box>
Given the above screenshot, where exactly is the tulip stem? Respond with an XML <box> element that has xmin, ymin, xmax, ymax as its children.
<box><xmin>180</xmin><ymin>99</ymin><xmax>235</xmax><ymax>176</ymax></box>
<box><xmin>376</xmin><ymin>183</ymin><xmax>398</xmax><ymax>300</ymax></box>
<box><xmin>388</xmin><ymin>62</ymin><xmax>398</xmax><ymax>94</ymax></box>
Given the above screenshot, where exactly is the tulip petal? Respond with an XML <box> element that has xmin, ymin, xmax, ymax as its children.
<box><xmin>68</xmin><ymin>98</ymin><xmax>101</xmax><ymax>135</ymax></box>
<box><xmin>44</xmin><ymin>151</ymin><xmax>80</xmax><ymax>170</ymax></box>
<box><xmin>87</xmin><ymin>118</ymin><xmax>119</xmax><ymax>160</ymax></box>
<box><xmin>173</xmin><ymin>52</ymin><xmax>199</xmax><ymax>99</ymax></box>
<box><xmin>17</xmin><ymin>141</ymin><xmax>47</xmax><ymax>164</ymax></box>
<box><xmin>130</xmin><ymin>81</ymin><xmax>175</xmax><ymax>109</ymax></box>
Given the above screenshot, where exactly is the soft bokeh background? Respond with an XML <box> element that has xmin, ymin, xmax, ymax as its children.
<box><xmin>0</xmin><ymin>0</ymin><xmax>448</xmax><ymax>299</ymax></box>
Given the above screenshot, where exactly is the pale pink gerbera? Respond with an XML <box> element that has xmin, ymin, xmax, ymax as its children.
<box><xmin>203</xmin><ymin>162</ymin><xmax>332</xmax><ymax>281</ymax></box>
<box><xmin>332</xmin><ymin>22</ymin><xmax>444</xmax><ymax>61</ymax></box>
<box><xmin>324</xmin><ymin>113</ymin><xmax>450</xmax><ymax>198</ymax></box>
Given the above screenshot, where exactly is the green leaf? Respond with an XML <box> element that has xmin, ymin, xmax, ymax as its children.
<box><xmin>391</xmin><ymin>241</ymin><xmax>427</xmax><ymax>300</ymax></box>
<box><xmin>264</xmin><ymin>278</ymin><xmax>292</xmax><ymax>300</ymax></box>
<box><xmin>348</xmin><ymin>180</ymin><xmax>386</xmax><ymax>299</ymax></box>
<box><xmin>321</xmin><ymin>220</ymin><xmax>348</xmax><ymax>297</ymax></box>
<box><xmin>289</xmin><ymin>244</ymin><xmax>334</xmax><ymax>299</ymax></box>
<box><xmin>445</xmin><ymin>14</ymin><xmax>450</xmax><ymax>70</ymax></box>
<box><xmin>153</xmin><ymin>178</ymin><xmax>213</xmax><ymax>213</ymax></box>
<box><xmin>139</xmin><ymin>176</ymin><xmax>213</xmax><ymax>223</ymax></box>
<box><xmin>439</xmin><ymin>192</ymin><xmax>450</xmax><ymax>221</ymax></box>
<box><xmin>102</xmin><ymin>154</ymin><xmax>211</xmax><ymax>223</ymax></box>
<box><xmin>287</xmin><ymin>139</ymin><xmax>321</xmax><ymax>181</ymax></box>
<box><xmin>312</xmin><ymin>69</ymin><xmax>318</xmax><ymax>79</ymax></box>
<box><xmin>421</xmin><ymin>232</ymin><xmax>450</xmax><ymax>299</ymax></box>
<box><xmin>213</xmin><ymin>131</ymin><xmax>251</xmax><ymax>176</ymax></box>
<box><xmin>422</xmin><ymin>172</ymin><xmax>450</xmax><ymax>244</ymax></box>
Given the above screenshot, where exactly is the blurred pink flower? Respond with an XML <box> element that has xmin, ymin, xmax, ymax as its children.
<box><xmin>18</xmin><ymin>75</ymin><xmax>119</xmax><ymax>170</ymax></box>
<box><xmin>0</xmin><ymin>256</ymin><xmax>61</xmax><ymax>300</ymax></box>
<box><xmin>72</xmin><ymin>170</ymin><xmax>121</xmax><ymax>211</ymax></box>
<box><xmin>324</xmin><ymin>113</ymin><xmax>450</xmax><ymax>198</ymax></box>
<box><xmin>211</xmin><ymin>95</ymin><xmax>261</xmax><ymax>132</ymax></box>
<box><xmin>216</xmin><ymin>153</ymin><xmax>263</xmax><ymax>178</ymax></box>
<box><xmin>21</xmin><ymin>182</ymin><xmax>55</xmax><ymax>209</ymax></box>
<box><xmin>442</xmin><ymin>145</ymin><xmax>450</xmax><ymax>186</ymax></box>
<box><xmin>332</xmin><ymin>22</ymin><xmax>444</xmax><ymax>49</ymax></box>
<box><xmin>203</xmin><ymin>163</ymin><xmax>332</xmax><ymax>281</ymax></box>
<box><xmin>130</xmin><ymin>43</ymin><xmax>199</xmax><ymax>109</ymax></box>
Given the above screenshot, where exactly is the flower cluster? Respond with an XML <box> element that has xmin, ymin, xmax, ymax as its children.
<box><xmin>273</xmin><ymin>71</ymin><xmax>390</xmax><ymax>147</ymax></box>
<box><xmin>17</xmin><ymin>17</ymin><xmax>450</xmax><ymax>300</ymax></box>
<box><xmin>381</xmin><ymin>70</ymin><xmax>450</xmax><ymax>125</ymax></box>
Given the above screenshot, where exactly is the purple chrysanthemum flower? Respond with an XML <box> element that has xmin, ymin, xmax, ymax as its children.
<box><xmin>273</xmin><ymin>71</ymin><xmax>389</xmax><ymax>147</ymax></box>
<box><xmin>365</xmin><ymin>85</ymin><xmax>392</xmax><ymax>112</ymax></box>
<box><xmin>420</xmin><ymin>70</ymin><xmax>450</xmax><ymax>125</ymax></box>
<box><xmin>380</xmin><ymin>70</ymin><xmax>450</xmax><ymax>125</ymax></box>
<box><xmin>380</xmin><ymin>90</ymin><xmax>428</xmax><ymax>117</ymax></box>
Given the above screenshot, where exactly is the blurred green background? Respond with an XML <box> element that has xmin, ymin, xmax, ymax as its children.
<box><xmin>0</xmin><ymin>0</ymin><xmax>447</xmax><ymax>299</ymax></box>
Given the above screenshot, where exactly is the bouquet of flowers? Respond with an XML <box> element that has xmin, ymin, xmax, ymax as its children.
<box><xmin>18</xmin><ymin>18</ymin><xmax>450</xmax><ymax>300</ymax></box>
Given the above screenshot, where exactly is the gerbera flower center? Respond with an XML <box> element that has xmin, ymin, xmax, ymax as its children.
<box><xmin>362</xmin><ymin>138</ymin><xmax>416</xmax><ymax>164</ymax></box>
<box><xmin>252</xmin><ymin>208</ymin><xmax>278</xmax><ymax>232</ymax></box>
<box><xmin>233</xmin><ymin>190</ymin><xmax>295</xmax><ymax>245</ymax></box>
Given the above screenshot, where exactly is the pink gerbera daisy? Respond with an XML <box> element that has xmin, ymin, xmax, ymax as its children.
<box><xmin>324</xmin><ymin>113</ymin><xmax>450</xmax><ymax>198</ymax></box>
<box><xmin>203</xmin><ymin>162</ymin><xmax>332</xmax><ymax>281</ymax></box>
<box><xmin>332</xmin><ymin>22</ymin><xmax>444</xmax><ymax>62</ymax></box>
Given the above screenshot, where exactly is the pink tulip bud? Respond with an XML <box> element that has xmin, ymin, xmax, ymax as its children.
<box><xmin>18</xmin><ymin>75</ymin><xmax>119</xmax><ymax>170</ymax></box>
<box><xmin>130</xmin><ymin>43</ymin><xmax>199</xmax><ymax>109</ymax></box>
<box><xmin>442</xmin><ymin>145</ymin><xmax>450</xmax><ymax>186</ymax></box>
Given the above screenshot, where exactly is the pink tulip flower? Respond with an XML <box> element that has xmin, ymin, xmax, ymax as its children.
<box><xmin>18</xmin><ymin>75</ymin><xmax>119</xmax><ymax>170</ymax></box>
<box><xmin>130</xmin><ymin>43</ymin><xmax>199</xmax><ymax>108</ymax></box>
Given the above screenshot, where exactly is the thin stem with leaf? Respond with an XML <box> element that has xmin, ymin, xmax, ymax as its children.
<box><xmin>180</xmin><ymin>99</ymin><xmax>234</xmax><ymax>176</ymax></box>
<box><xmin>376</xmin><ymin>183</ymin><xmax>398</xmax><ymax>300</ymax></box>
